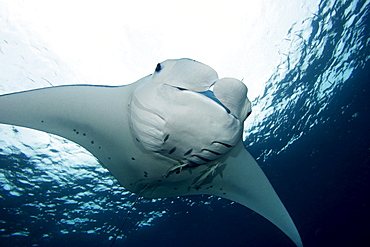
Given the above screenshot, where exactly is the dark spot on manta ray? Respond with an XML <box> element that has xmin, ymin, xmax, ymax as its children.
<box><xmin>41</xmin><ymin>120</ymin><xmax>44</xmax><ymax>123</ymax></box>
<box><xmin>76</xmin><ymin>131</ymin><xmax>79</xmax><ymax>135</ymax></box>
<box><xmin>108</xmin><ymin>157</ymin><xmax>111</xmax><ymax>160</ymax></box>
<box><xmin>184</xmin><ymin>148</ymin><xmax>193</xmax><ymax>156</ymax></box>
<box><xmin>91</xmin><ymin>141</ymin><xmax>94</xmax><ymax>144</ymax></box>
<box><xmin>157</xmin><ymin>180</ymin><xmax>162</xmax><ymax>182</ymax></box>
<box><xmin>131</xmin><ymin>157</ymin><xmax>135</xmax><ymax>160</ymax></box>
<box><xmin>73</xmin><ymin>129</ymin><xmax>76</xmax><ymax>132</ymax></box>
<box><xmin>169</xmin><ymin>147</ymin><xmax>176</xmax><ymax>154</ymax></box>
<box><xmin>223</xmin><ymin>193</ymin><xmax>226</xmax><ymax>195</ymax></box>
<box><xmin>83</xmin><ymin>133</ymin><xmax>86</xmax><ymax>136</ymax></box>
<box><xmin>98</xmin><ymin>146</ymin><xmax>101</xmax><ymax>149</ymax></box>
<box><xmin>174</xmin><ymin>188</ymin><xmax>177</xmax><ymax>190</ymax></box>
<box><xmin>155</xmin><ymin>63</ymin><xmax>161</xmax><ymax>72</ymax></box>
<box><xmin>136</xmin><ymin>138</ymin><xmax>140</xmax><ymax>142</ymax></box>
<box><xmin>164</xmin><ymin>134</ymin><xmax>169</xmax><ymax>142</ymax></box>
<box><xmin>144</xmin><ymin>171</ymin><xmax>148</xmax><ymax>177</ymax></box>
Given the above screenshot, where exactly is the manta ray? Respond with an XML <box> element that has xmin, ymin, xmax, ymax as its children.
<box><xmin>0</xmin><ymin>58</ymin><xmax>302</xmax><ymax>246</ymax></box>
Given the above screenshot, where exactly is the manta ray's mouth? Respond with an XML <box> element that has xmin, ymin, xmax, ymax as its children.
<box><xmin>173</xmin><ymin>86</ymin><xmax>238</xmax><ymax>119</ymax></box>
<box><xmin>198</xmin><ymin>90</ymin><xmax>237</xmax><ymax>118</ymax></box>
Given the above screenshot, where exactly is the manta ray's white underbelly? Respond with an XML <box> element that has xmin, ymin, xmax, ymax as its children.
<box><xmin>128</xmin><ymin>79</ymin><xmax>243</xmax><ymax>166</ymax></box>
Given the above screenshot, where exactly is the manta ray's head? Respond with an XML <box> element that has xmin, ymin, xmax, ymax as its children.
<box><xmin>129</xmin><ymin>59</ymin><xmax>252</xmax><ymax>165</ymax></box>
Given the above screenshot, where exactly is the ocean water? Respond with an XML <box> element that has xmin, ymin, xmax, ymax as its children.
<box><xmin>0</xmin><ymin>0</ymin><xmax>369</xmax><ymax>247</ymax></box>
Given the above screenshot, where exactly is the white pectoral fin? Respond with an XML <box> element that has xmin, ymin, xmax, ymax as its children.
<box><xmin>0</xmin><ymin>85</ymin><xmax>127</xmax><ymax>142</ymax></box>
<box><xmin>0</xmin><ymin>85</ymin><xmax>137</xmax><ymax>177</ymax></box>
<box><xmin>209</xmin><ymin>141</ymin><xmax>303</xmax><ymax>247</ymax></box>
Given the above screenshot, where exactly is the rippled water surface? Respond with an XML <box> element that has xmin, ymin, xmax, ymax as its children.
<box><xmin>1</xmin><ymin>0</ymin><xmax>369</xmax><ymax>246</ymax></box>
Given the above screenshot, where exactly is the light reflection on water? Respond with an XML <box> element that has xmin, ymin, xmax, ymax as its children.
<box><xmin>245</xmin><ymin>0</ymin><xmax>369</xmax><ymax>161</ymax></box>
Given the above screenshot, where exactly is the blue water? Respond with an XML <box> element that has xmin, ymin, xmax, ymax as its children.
<box><xmin>1</xmin><ymin>0</ymin><xmax>369</xmax><ymax>246</ymax></box>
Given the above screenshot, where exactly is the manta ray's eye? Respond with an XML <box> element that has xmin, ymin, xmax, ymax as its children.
<box><xmin>155</xmin><ymin>63</ymin><xmax>162</xmax><ymax>72</ymax></box>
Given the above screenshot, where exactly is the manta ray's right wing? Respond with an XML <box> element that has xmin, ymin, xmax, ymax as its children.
<box><xmin>204</xmin><ymin>140</ymin><xmax>303</xmax><ymax>247</ymax></box>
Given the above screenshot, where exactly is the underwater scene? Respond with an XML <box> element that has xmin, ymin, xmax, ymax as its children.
<box><xmin>0</xmin><ymin>0</ymin><xmax>369</xmax><ymax>246</ymax></box>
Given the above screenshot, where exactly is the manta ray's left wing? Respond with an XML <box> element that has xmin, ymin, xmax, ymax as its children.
<box><xmin>0</xmin><ymin>83</ymin><xmax>146</xmax><ymax>186</ymax></box>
